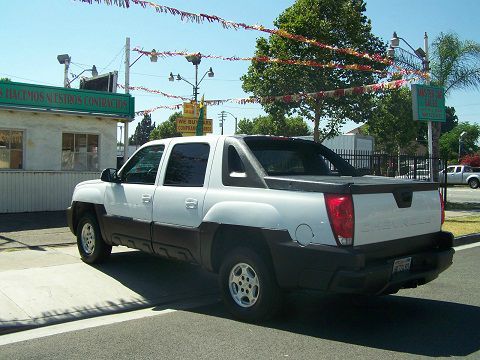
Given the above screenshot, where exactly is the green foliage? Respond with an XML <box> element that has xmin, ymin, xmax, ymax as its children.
<box><xmin>0</xmin><ymin>77</ymin><xmax>11</xmax><ymax>82</ymax></box>
<box><xmin>236</xmin><ymin>115</ymin><xmax>311</xmax><ymax>137</ymax></box>
<box><xmin>129</xmin><ymin>113</ymin><xmax>155</xmax><ymax>145</ymax></box>
<box><xmin>365</xmin><ymin>88</ymin><xmax>419</xmax><ymax>154</ymax></box>
<box><xmin>241</xmin><ymin>0</ymin><xmax>386</xmax><ymax>142</ymax></box>
<box><xmin>431</xmin><ymin>32</ymin><xmax>480</xmax><ymax>94</ymax></box>
<box><xmin>149</xmin><ymin>112</ymin><xmax>183</xmax><ymax>140</ymax></box>
<box><xmin>417</xmin><ymin>106</ymin><xmax>459</xmax><ymax>145</ymax></box>
<box><xmin>439</xmin><ymin>122</ymin><xmax>480</xmax><ymax>161</ymax></box>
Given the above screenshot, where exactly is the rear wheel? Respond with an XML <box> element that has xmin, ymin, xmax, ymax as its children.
<box><xmin>468</xmin><ymin>178</ymin><xmax>479</xmax><ymax>189</ymax></box>
<box><xmin>219</xmin><ymin>247</ymin><xmax>282</xmax><ymax>322</ymax></box>
<box><xmin>77</xmin><ymin>213</ymin><xmax>112</xmax><ymax>264</ymax></box>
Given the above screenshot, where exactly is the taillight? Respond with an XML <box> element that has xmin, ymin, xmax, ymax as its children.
<box><xmin>324</xmin><ymin>193</ymin><xmax>354</xmax><ymax>246</ymax></box>
<box><xmin>439</xmin><ymin>191</ymin><xmax>445</xmax><ymax>225</ymax></box>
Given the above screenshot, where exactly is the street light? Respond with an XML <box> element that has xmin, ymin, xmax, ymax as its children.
<box><xmin>57</xmin><ymin>54</ymin><xmax>71</xmax><ymax>88</ymax></box>
<box><xmin>219</xmin><ymin>110</ymin><xmax>238</xmax><ymax>135</ymax></box>
<box><xmin>458</xmin><ymin>131</ymin><xmax>467</xmax><ymax>161</ymax></box>
<box><xmin>66</xmin><ymin>65</ymin><xmax>98</xmax><ymax>87</ymax></box>
<box><xmin>388</xmin><ymin>31</ymin><xmax>435</xmax><ymax>180</ymax></box>
<box><xmin>169</xmin><ymin>55</ymin><xmax>214</xmax><ymax>103</ymax></box>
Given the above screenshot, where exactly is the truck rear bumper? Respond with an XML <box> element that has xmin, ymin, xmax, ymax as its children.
<box><xmin>267</xmin><ymin>231</ymin><xmax>454</xmax><ymax>295</ymax></box>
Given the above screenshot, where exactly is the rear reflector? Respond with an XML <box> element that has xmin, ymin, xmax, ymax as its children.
<box><xmin>324</xmin><ymin>193</ymin><xmax>354</xmax><ymax>246</ymax></box>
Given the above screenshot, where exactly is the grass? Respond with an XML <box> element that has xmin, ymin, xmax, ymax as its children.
<box><xmin>445</xmin><ymin>202</ymin><xmax>480</xmax><ymax>211</ymax></box>
<box><xmin>442</xmin><ymin>215</ymin><xmax>480</xmax><ymax>237</ymax></box>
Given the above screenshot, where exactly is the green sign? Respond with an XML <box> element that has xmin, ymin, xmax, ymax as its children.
<box><xmin>412</xmin><ymin>84</ymin><xmax>446</xmax><ymax>122</ymax></box>
<box><xmin>0</xmin><ymin>81</ymin><xmax>134</xmax><ymax>118</ymax></box>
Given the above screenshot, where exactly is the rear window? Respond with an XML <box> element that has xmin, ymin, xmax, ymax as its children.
<box><xmin>244</xmin><ymin>138</ymin><xmax>345</xmax><ymax>176</ymax></box>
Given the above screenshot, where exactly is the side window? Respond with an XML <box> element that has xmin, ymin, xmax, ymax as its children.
<box><xmin>120</xmin><ymin>145</ymin><xmax>164</xmax><ymax>185</ymax></box>
<box><xmin>164</xmin><ymin>143</ymin><xmax>210</xmax><ymax>187</ymax></box>
<box><xmin>455</xmin><ymin>167</ymin><xmax>462</xmax><ymax>173</ymax></box>
<box><xmin>228</xmin><ymin>145</ymin><xmax>245</xmax><ymax>174</ymax></box>
<box><xmin>447</xmin><ymin>167</ymin><xmax>455</xmax><ymax>173</ymax></box>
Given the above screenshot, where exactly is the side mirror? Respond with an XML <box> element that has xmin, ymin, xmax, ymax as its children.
<box><xmin>100</xmin><ymin>168</ymin><xmax>120</xmax><ymax>183</ymax></box>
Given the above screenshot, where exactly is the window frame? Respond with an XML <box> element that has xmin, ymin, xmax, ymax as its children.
<box><xmin>118</xmin><ymin>144</ymin><xmax>165</xmax><ymax>185</ymax></box>
<box><xmin>0</xmin><ymin>128</ymin><xmax>25</xmax><ymax>170</ymax></box>
<box><xmin>61</xmin><ymin>132</ymin><xmax>100</xmax><ymax>172</ymax></box>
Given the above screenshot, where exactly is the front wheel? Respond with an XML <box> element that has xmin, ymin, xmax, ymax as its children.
<box><xmin>219</xmin><ymin>247</ymin><xmax>282</xmax><ymax>322</ymax></box>
<box><xmin>468</xmin><ymin>178</ymin><xmax>479</xmax><ymax>189</ymax></box>
<box><xmin>77</xmin><ymin>213</ymin><xmax>112</xmax><ymax>264</ymax></box>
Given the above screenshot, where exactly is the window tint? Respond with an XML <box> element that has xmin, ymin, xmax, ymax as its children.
<box><xmin>121</xmin><ymin>145</ymin><xmax>164</xmax><ymax>184</ymax></box>
<box><xmin>455</xmin><ymin>167</ymin><xmax>462</xmax><ymax>173</ymax></box>
<box><xmin>164</xmin><ymin>143</ymin><xmax>210</xmax><ymax>187</ymax></box>
<box><xmin>447</xmin><ymin>167</ymin><xmax>455</xmax><ymax>173</ymax></box>
<box><xmin>228</xmin><ymin>145</ymin><xmax>245</xmax><ymax>174</ymax></box>
<box><xmin>245</xmin><ymin>139</ymin><xmax>332</xmax><ymax>176</ymax></box>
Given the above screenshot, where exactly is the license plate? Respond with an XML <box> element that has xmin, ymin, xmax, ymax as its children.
<box><xmin>392</xmin><ymin>257</ymin><xmax>412</xmax><ymax>274</ymax></box>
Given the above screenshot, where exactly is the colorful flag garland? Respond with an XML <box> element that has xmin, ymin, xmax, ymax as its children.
<box><xmin>76</xmin><ymin>0</ymin><xmax>392</xmax><ymax>65</ymax></box>
<box><xmin>117</xmin><ymin>84</ymin><xmax>191</xmax><ymax>101</ymax></box>
<box><xmin>134</xmin><ymin>78</ymin><xmax>411</xmax><ymax>116</ymax></box>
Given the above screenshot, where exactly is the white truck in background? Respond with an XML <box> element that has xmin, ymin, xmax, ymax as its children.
<box><xmin>440</xmin><ymin>165</ymin><xmax>480</xmax><ymax>189</ymax></box>
<box><xmin>67</xmin><ymin>135</ymin><xmax>454</xmax><ymax>322</ymax></box>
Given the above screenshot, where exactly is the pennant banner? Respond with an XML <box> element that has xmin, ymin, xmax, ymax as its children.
<box><xmin>118</xmin><ymin>84</ymin><xmax>191</xmax><ymax>101</ymax></box>
<box><xmin>77</xmin><ymin>0</ymin><xmax>391</xmax><ymax>65</ymax></box>
<box><xmin>135</xmin><ymin>78</ymin><xmax>411</xmax><ymax>116</ymax></box>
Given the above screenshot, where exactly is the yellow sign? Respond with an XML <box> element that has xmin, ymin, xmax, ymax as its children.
<box><xmin>176</xmin><ymin>117</ymin><xmax>212</xmax><ymax>136</ymax></box>
<box><xmin>183</xmin><ymin>102</ymin><xmax>207</xmax><ymax>119</ymax></box>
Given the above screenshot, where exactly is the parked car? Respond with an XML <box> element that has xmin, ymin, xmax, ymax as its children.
<box><xmin>439</xmin><ymin>165</ymin><xmax>480</xmax><ymax>189</ymax></box>
<box><xmin>67</xmin><ymin>135</ymin><xmax>454</xmax><ymax>321</ymax></box>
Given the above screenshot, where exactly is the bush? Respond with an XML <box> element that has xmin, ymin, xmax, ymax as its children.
<box><xmin>460</xmin><ymin>153</ymin><xmax>480</xmax><ymax>167</ymax></box>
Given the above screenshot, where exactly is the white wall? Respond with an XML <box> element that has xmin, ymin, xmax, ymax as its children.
<box><xmin>0</xmin><ymin>110</ymin><xmax>117</xmax><ymax>171</ymax></box>
<box><xmin>0</xmin><ymin>171</ymin><xmax>100</xmax><ymax>213</ymax></box>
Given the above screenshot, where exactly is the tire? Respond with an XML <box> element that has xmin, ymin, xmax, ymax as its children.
<box><xmin>219</xmin><ymin>247</ymin><xmax>282</xmax><ymax>322</ymax></box>
<box><xmin>76</xmin><ymin>212</ymin><xmax>112</xmax><ymax>264</ymax></box>
<box><xmin>468</xmin><ymin>178</ymin><xmax>479</xmax><ymax>189</ymax></box>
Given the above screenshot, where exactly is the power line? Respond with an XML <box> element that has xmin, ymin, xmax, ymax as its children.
<box><xmin>101</xmin><ymin>45</ymin><xmax>126</xmax><ymax>73</ymax></box>
<box><xmin>0</xmin><ymin>73</ymin><xmax>56</xmax><ymax>86</ymax></box>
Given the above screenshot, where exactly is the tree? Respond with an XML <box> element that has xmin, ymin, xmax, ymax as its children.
<box><xmin>150</xmin><ymin>112</ymin><xmax>183</xmax><ymax>140</ymax></box>
<box><xmin>365</xmin><ymin>87</ymin><xmax>420</xmax><ymax>154</ymax></box>
<box><xmin>129</xmin><ymin>113</ymin><xmax>155</xmax><ymax>146</ymax></box>
<box><xmin>460</xmin><ymin>153</ymin><xmax>480</xmax><ymax>167</ymax></box>
<box><xmin>241</xmin><ymin>0</ymin><xmax>386</xmax><ymax>142</ymax></box>
<box><xmin>428</xmin><ymin>32</ymin><xmax>480</xmax><ymax>174</ymax></box>
<box><xmin>439</xmin><ymin>122</ymin><xmax>480</xmax><ymax>161</ymax></box>
<box><xmin>417</xmin><ymin>106</ymin><xmax>459</xmax><ymax>145</ymax></box>
<box><xmin>0</xmin><ymin>78</ymin><xmax>11</xmax><ymax>82</ymax></box>
<box><xmin>237</xmin><ymin>115</ymin><xmax>311</xmax><ymax>137</ymax></box>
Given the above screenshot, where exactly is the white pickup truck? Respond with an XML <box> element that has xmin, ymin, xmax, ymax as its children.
<box><xmin>440</xmin><ymin>165</ymin><xmax>480</xmax><ymax>189</ymax></box>
<box><xmin>67</xmin><ymin>135</ymin><xmax>454</xmax><ymax>321</ymax></box>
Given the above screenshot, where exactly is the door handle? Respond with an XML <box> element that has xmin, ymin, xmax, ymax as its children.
<box><xmin>142</xmin><ymin>194</ymin><xmax>152</xmax><ymax>203</ymax></box>
<box><xmin>185</xmin><ymin>198</ymin><xmax>198</xmax><ymax>209</ymax></box>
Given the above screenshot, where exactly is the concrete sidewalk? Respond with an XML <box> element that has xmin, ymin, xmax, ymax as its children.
<box><xmin>0</xmin><ymin>245</ymin><xmax>219</xmax><ymax>335</ymax></box>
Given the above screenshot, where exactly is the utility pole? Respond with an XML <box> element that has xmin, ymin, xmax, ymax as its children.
<box><xmin>124</xmin><ymin>37</ymin><xmax>130</xmax><ymax>163</ymax></box>
<box><xmin>63</xmin><ymin>57</ymin><xmax>70</xmax><ymax>88</ymax></box>
<box><xmin>424</xmin><ymin>32</ymin><xmax>435</xmax><ymax>181</ymax></box>
<box><xmin>218</xmin><ymin>111</ymin><xmax>226</xmax><ymax>135</ymax></box>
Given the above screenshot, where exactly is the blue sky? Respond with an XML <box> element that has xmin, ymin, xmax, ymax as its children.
<box><xmin>1</xmin><ymin>0</ymin><xmax>479</xmax><ymax>139</ymax></box>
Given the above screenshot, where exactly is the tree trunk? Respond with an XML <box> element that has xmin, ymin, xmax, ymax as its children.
<box><xmin>432</xmin><ymin>122</ymin><xmax>442</xmax><ymax>181</ymax></box>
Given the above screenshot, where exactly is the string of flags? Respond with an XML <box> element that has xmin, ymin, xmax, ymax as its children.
<box><xmin>76</xmin><ymin>0</ymin><xmax>392</xmax><ymax>65</ymax></box>
<box><xmin>134</xmin><ymin>78</ymin><xmax>412</xmax><ymax>117</ymax></box>
<box><xmin>133</xmin><ymin>49</ymin><xmax>427</xmax><ymax>78</ymax></box>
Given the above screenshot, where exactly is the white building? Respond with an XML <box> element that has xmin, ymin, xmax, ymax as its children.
<box><xmin>0</xmin><ymin>81</ymin><xmax>134</xmax><ymax>213</ymax></box>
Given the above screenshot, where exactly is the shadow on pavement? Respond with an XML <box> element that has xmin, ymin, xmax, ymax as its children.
<box><xmin>0</xmin><ymin>211</ymin><xmax>68</xmax><ymax>232</ymax></box>
<box><xmin>186</xmin><ymin>292</ymin><xmax>480</xmax><ymax>358</ymax></box>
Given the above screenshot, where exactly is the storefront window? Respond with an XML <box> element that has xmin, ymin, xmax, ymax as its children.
<box><xmin>0</xmin><ymin>129</ymin><xmax>23</xmax><ymax>169</ymax></box>
<box><xmin>62</xmin><ymin>133</ymin><xmax>99</xmax><ymax>171</ymax></box>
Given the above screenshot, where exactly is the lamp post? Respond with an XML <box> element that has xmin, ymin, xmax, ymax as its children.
<box><xmin>66</xmin><ymin>65</ymin><xmax>98</xmax><ymax>87</ymax></box>
<box><xmin>122</xmin><ymin>38</ymin><xmax>158</xmax><ymax>163</ymax></box>
<box><xmin>57</xmin><ymin>54</ymin><xmax>71</xmax><ymax>88</ymax></box>
<box><xmin>169</xmin><ymin>55</ymin><xmax>214</xmax><ymax>103</ymax></box>
<box><xmin>388</xmin><ymin>31</ymin><xmax>433</xmax><ymax>180</ymax></box>
<box><xmin>219</xmin><ymin>110</ymin><xmax>238</xmax><ymax>135</ymax></box>
<box><xmin>458</xmin><ymin>131</ymin><xmax>467</xmax><ymax>162</ymax></box>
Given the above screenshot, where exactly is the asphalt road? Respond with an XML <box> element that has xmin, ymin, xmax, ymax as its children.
<box><xmin>2</xmin><ymin>244</ymin><xmax>479</xmax><ymax>360</ymax></box>
<box><xmin>445</xmin><ymin>186</ymin><xmax>480</xmax><ymax>204</ymax></box>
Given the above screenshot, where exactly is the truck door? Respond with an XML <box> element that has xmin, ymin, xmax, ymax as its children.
<box><xmin>151</xmin><ymin>139</ymin><xmax>217</xmax><ymax>263</ymax></box>
<box><xmin>445</xmin><ymin>166</ymin><xmax>458</xmax><ymax>184</ymax></box>
<box><xmin>103</xmin><ymin>144</ymin><xmax>165</xmax><ymax>253</ymax></box>
<box><xmin>451</xmin><ymin>166</ymin><xmax>464</xmax><ymax>184</ymax></box>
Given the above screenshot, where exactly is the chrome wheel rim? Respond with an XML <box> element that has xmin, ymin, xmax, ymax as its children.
<box><xmin>228</xmin><ymin>262</ymin><xmax>260</xmax><ymax>308</ymax></box>
<box><xmin>80</xmin><ymin>222</ymin><xmax>95</xmax><ymax>255</ymax></box>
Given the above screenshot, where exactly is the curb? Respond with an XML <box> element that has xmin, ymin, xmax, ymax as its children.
<box><xmin>454</xmin><ymin>233</ymin><xmax>480</xmax><ymax>247</ymax></box>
